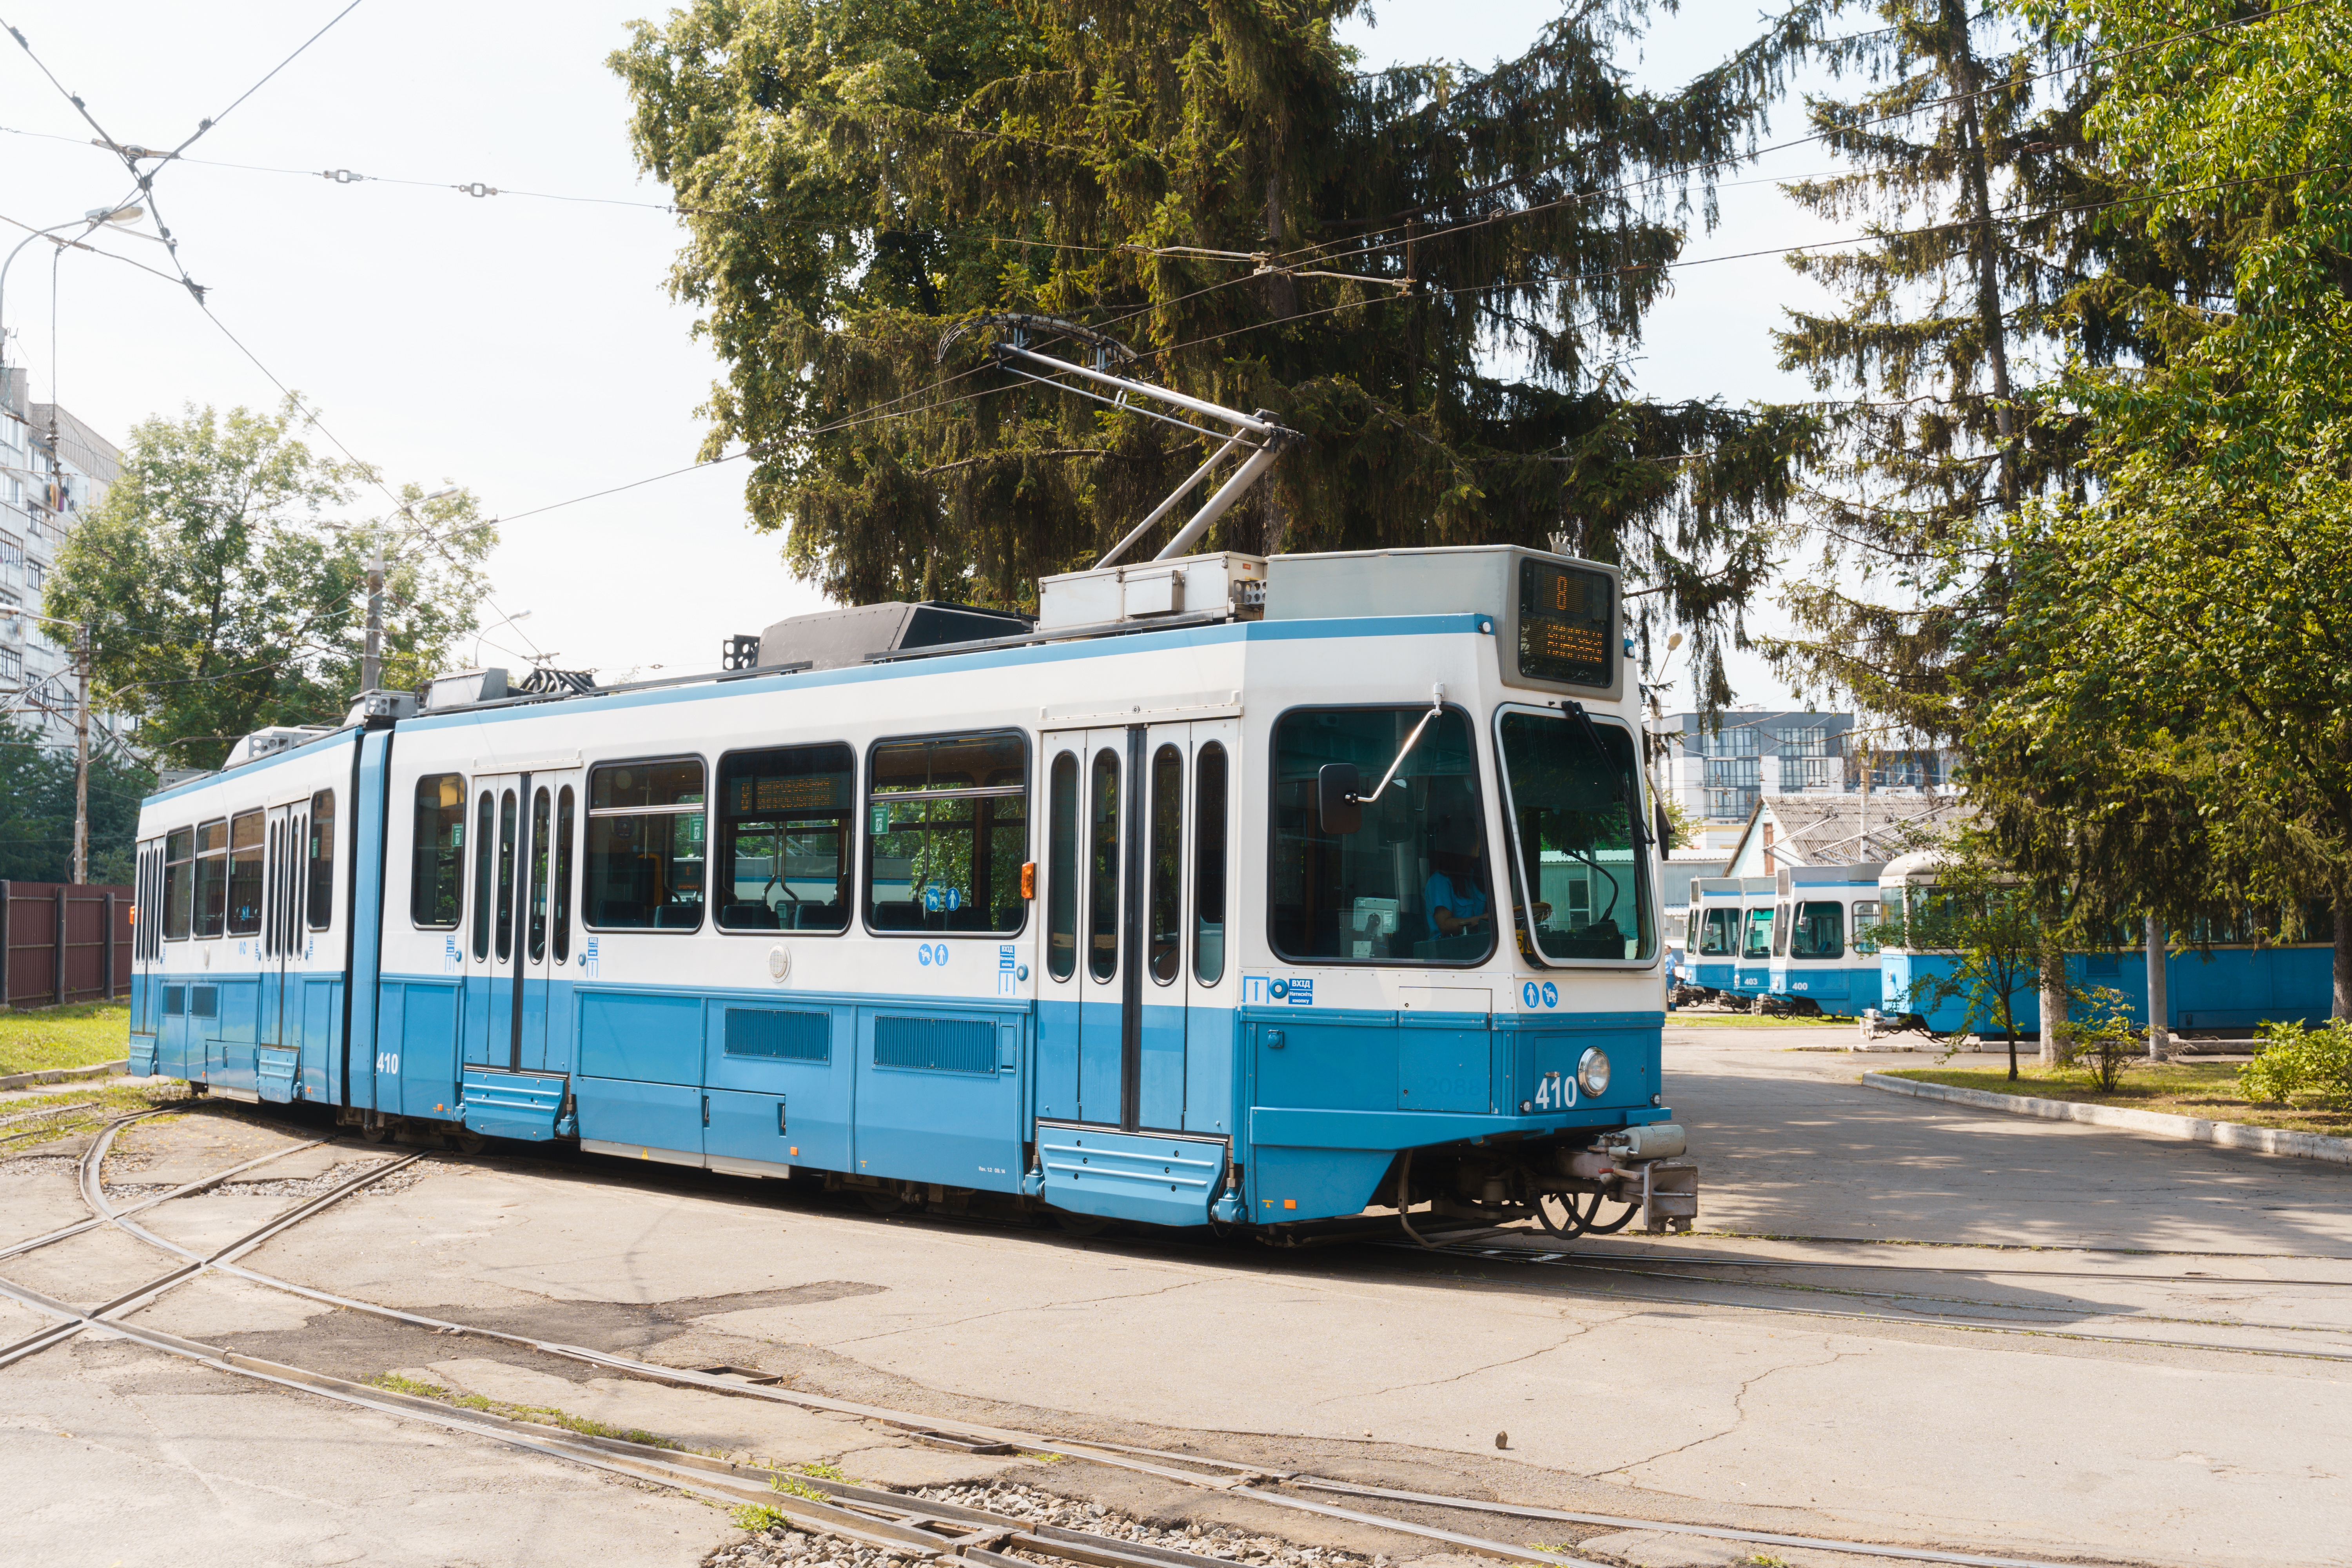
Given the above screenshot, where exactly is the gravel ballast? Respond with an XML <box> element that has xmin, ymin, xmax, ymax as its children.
<box><xmin>707</xmin><ymin>1480</ymin><xmax>1388</xmax><ymax>1568</ymax></box>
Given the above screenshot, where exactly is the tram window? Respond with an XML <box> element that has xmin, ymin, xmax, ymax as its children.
<box><xmin>306</xmin><ymin>790</ymin><xmax>336</xmax><ymax>930</ymax></box>
<box><xmin>1697</xmin><ymin>907</ymin><xmax>1735</xmax><ymax>955</ymax></box>
<box><xmin>716</xmin><ymin>743</ymin><xmax>853</xmax><ymax>933</ymax></box>
<box><xmin>1495</xmin><ymin>710</ymin><xmax>1655</xmax><ymax>962</ymax></box>
<box><xmin>1789</xmin><ymin>900</ymin><xmax>1844</xmax><ymax>958</ymax></box>
<box><xmin>495</xmin><ymin>790</ymin><xmax>519</xmax><ymax>961</ymax></box>
<box><xmin>1773</xmin><ymin>901</ymin><xmax>1791</xmax><ymax>957</ymax></box>
<box><xmin>552</xmin><ymin>786</ymin><xmax>575</xmax><ymax>963</ymax></box>
<box><xmin>584</xmin><ymin>759</ymin><xmax>706</xmax><ymax>931</ymax></box>
<box><xmin>1193</xmin><ymin>742</ymin><xmax>1228</xmax><ymax>985</ymax></box>
<box><xmin>1851</xmin><ymin>900</ymin><xmax>1882</xmax><ymax>954</ymax></box>
<box><xmin>225</xmin><ymin>811</ymin><xmax>265</xmax><ymax>936</ymax></box>
<box><xmin>1271</xmin><ymin>706</ymin><xmax>1495</xmax><ymax>965</ymax></box>
<box><xmin>410</xmin><ymin>775</ymin><xmax>466</xmax><ymax>929</ymax></box>
<box><xmin>1147</xmin><ymin>744</ymin><xmax>1183</xmax><ymax>984</ymax></box>
<box><xmin>528</xmin><ymin>788</ymin><xmax>551</xmax><ymax>961</ymax></box>
<box><xmin>164</xmin><ymin>826</ymin><xmax>194</xmax><ymax>941</ymax></box>
<box><xmin>1088</xmin><ymin>749</ymin><xmax>1120</xmax><ymax>979</ymax></box>
<box><xmin>865</xmin><ymin>731</ymin><xmax>1027</xmax><ymax>935</ymax></box>
<box><xmin>1047</xmin><ymin>753</ymin><xmax>1079</xmax><ymax>981</ymax></box>
<box><xmin>472</xmin><ymin>791</ymin><xmax>496</xmax><ymax>959</ymax></box>
<box><xmin>1742</xmin><ymin>907</ymin><xmax>1774</xmax><ymax>959</ymax></box>
<box><xmin>1686</xmin><ymin>907</ymin><xmax>1701</xmax><ymax>952</ymax></box>
<box><xmin>208</xmin><ymin>813</ymin><xmax>250</xmax><ymax>936</ymax></box>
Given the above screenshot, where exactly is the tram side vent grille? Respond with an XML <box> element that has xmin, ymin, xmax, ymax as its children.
<box><xmin>873</xmin><ymin>1016</ymin><xmax>995</xmax><ymax>1074</ymax></box>
<box><xmin>724</xmin><ymin>1008</ymin><xmax>831</xmax><ymax>1063</ymax></box>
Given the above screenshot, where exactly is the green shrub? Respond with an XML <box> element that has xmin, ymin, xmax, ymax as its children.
<box><xmin>2239</xmin><ymin>1019</ymin><xmax>2352</xmax><ymax>1109</ymax></box>
<box><xmin>2051</xmin><ymin>986</ymin><xmax>2141</xmax><ymax>1093</ymax></box>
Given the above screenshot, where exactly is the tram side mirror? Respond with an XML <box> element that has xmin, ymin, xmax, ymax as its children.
<box><xmin>1655</xmin><ymin>801</ymin><xmax>1674</xmax><ymax>851</ymax></box>
<box><xmin>1317</xmin><ymin>764</ymin><xmax>1363</xmax><ymax>837</ymax></box>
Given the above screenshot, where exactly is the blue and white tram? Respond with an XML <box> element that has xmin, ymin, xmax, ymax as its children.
<box><xmin>1763</xmin><ymin>864</ymin><xmax>1885</xmax><ymax>1016</ymax></box>
<box><xmin>1685</xmin><ymin>876</ymin><xmax>1777</xmax><ymax>1000</ymax></box>
<box><xmin>1876</xmin><ymin>851</ymin><xmax>2333</xmax><ymax>1034</ymax></box>
<box><xmin>125</xmin><ymin>544</ymin><xmax>1695</xmax><ymax>1235</ymax></box>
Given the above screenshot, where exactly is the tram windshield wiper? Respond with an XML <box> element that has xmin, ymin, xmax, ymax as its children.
<box><xmin>1317</xmin><ymin>684</ymin><xmax>1445</xmax><ymax>836</ymax></box>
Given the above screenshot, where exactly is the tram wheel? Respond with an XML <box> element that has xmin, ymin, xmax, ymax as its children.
<box><xmin>1053</xmin><ymin>1210</ymin><xmax>1113</xmax><ymax>1238</ymax></box>
<box><xmin>860</xmin><ymin>1190</ymin><xmax>908</xmax><ymax>1215</ymax></box>
<box><xmin>448</xmin><ymin>1129</ymin><xmax>487</xmax><ymax>1156</ymax></box>
<box><xmin>358</xmin><ymin>1119</ymin><xmax>392</xmax><ymax>1144</ymax></box>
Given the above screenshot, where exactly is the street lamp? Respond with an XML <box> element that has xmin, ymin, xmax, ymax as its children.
<box><xmin>0</xmin><ymin>207</ymin><xmax>144</xmax><ymax>375</ymax></box>
<box><xmin>474</xmin><ymin>609</ymin><xmax>532</xmax><ymax>669</ymax></box>
<box><xmin>0</xmin><ymin>601</ymin><xmax>95</xmax><ymax>885</ymax></box>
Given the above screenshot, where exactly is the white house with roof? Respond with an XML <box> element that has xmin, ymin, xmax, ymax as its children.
<box><xmin>1720</xmin><ymin>792</ymin><xmax>1969</xmax><ymax>878</ymax></box>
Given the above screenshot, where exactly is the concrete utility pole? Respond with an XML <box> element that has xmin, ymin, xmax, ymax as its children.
<box><xmin>361</xmin><ymin>539</ymin><xmax>384</xmax><ymax>694</ymax></box>
<box><xmin>2145</xmin><ymin>914</ymin><xmax>2169</xmax><ymax>1059</ymax></box>
<box><xmin>72</xmin><ymin>621</ymin><xmax>89</xmax><ymax>885</ymax></box>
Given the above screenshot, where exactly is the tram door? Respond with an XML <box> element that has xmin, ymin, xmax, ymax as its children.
<box><xmin>459</xmin><ymin>770</ymin><xmax>581</xmax><ymax>1074</ymax></box>
<box><xmin>257</xmin><ymin>798</ymin><xmax>307</xmax><ymax>1049</ymax></box>
<box><xmin>1037</xmin><ymin>720</ymin><xmax>1226</xmax><ymax>1132</ymax></box>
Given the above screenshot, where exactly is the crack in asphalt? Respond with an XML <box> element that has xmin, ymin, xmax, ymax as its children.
<box><xmin>814</xmin><ymin>1274</ymin><xmax>1212</xmax><ymax>1347</ymax></box>
<box><xmin>1308</xmin><ymin>1310</ymin><xmax>1633</xmax><ymax>1406</ymax></box>
<box><xmin>1590</xmin><ymin>1337</ymin><xmax>1857</xmax><ymax>1481</ymax></box>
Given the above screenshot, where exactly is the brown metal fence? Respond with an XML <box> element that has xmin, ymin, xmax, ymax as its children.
<box><xmin>0</xmin><ymin>881</ymin><xmax>133</xmax><ymax>1008</ymax></box>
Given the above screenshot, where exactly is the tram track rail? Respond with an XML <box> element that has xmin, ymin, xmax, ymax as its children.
<box><xmin>0</xmin><ymin>1120</ymin><xmax>2153</xmax><ymax>1568</ymax></box>
<box><xmin>10</xmin><ymin>1129</ymin><xmax>2093</xmax><ymax>1568</ymax></box>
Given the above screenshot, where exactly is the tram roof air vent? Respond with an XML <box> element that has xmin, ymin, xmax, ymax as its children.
<box><xmin>756</xmin><ymin>601</ymin><xmax>1032</xmax><ymax>673</ymax></box>
<box><xmin>421</xmin><ymin>667</ymin><xmax>508</xmax><ymax>710</ymax></box>
<box><xmin>222</xmin><ymin>725</ymin><xmax>335</xmax><ymax>769</ymax></box>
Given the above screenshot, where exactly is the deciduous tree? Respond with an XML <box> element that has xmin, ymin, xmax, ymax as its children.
<box><xmin>45</xmin><ymin>399</ymin><xmax>492</xmax><ymax>771</ymax></box>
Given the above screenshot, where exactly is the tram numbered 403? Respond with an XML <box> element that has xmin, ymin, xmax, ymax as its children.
<box><xmin>126</xmin><ymin>543</ymin><xmax>1697</xmax><ymax>1238</ymax></box>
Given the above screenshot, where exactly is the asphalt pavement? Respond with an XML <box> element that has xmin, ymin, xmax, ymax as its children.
<box><xmin>1</xmin><ymin>1030</ymin><xmax>2345</xmax><ymax>1568</ymax></box>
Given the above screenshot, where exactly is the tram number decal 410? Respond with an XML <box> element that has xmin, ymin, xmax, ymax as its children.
<box><xmin>1530</xmin><ymin>1072</ymin><xmax>1575</xmax><ymax>1111</ymax></box>
<box><xmin>375</xmin><ymin>1052</ymin><xmax>400</xmax><ymax>1076</ymax></box>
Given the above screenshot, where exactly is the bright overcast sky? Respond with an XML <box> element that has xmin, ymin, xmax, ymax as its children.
<box><xmin>0</xmin><ymin>0</ymin><xmax>1838</xmax><ymax>704</ymax></box>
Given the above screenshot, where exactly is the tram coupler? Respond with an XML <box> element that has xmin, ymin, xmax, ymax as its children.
<box><xmin>1559</xmin><ymin>1125</ymin><xmax>1699</xmax><ymax>1234</ymax></box>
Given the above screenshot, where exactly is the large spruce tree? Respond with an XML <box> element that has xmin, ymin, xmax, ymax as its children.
<box><xmin>1760</xmin><ymin>0</ymin><xmax>2213</xmax><ymax>729</ymax></box>
<box><xmin>612</xmin><ymin>0</ymin><xmax>1827</xmax><ymax>701</ymax></box>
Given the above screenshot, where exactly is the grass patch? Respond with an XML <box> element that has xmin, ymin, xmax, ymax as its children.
<box><xmin>734</xmin><ymin>1504</ymin><xmax>793</xmax><ymax>1532</ymax></box>
<box><xmin>0</xmin><ymin>1002</ymin><xmax>132</xmax><ymax>1077</ymax></box>
<box><xmin>364</xmin><ymin>1372</ymin><xmax>681</xmax><ymax>1449</ymax></box>
<box><xmin>1880</xmin><ymin>1060</ymin><xmax>2352</xmax><ymax>1138</ymax></box>
<box><xmin>0</xmin><ymin>1082</ymin><xmax>191</xmax><ymax>1157</ymax></box>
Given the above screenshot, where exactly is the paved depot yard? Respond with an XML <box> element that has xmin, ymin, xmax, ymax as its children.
<box><xmin>4</xmin><ymin>1027</ymin><xmax>2349</xmax><ymax>1568</ymax></box>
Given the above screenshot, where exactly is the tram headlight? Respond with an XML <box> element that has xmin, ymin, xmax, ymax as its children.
<box><xmin>1577</xmin><ymin>1047</ymin><xmax>1612</xmax><ymax>1098</ymax></box>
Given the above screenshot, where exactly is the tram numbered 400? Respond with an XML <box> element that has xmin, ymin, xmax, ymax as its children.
<box><xmin>125</xmin><ymin>544</ymin><xmax>1697</xmax><ymax>1238</ymax></box>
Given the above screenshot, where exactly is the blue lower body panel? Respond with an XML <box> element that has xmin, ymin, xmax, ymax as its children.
<box><xmin>1735</xmin><ymin>964</ymin><xmax>1771</xmax><ymax>995</ymax></box>
<box><xmin>1690</xmin><ymin>962</ymin><xmax>1735</xmax><ymax>990</ymax></box>
<box><xmin>460</xmin><ymin>1067</ymin><xmax>568</xmax><ymax>1140</ymax></box>
<box><xmin>129</xmin><ymin>1034</ymin><xmax>157</xmax><ymax>1077</ymax></box>
<box><xmin>1037</xmin><ymin>1122</ymin><xmax>1228</xmax><ymax>1226</ymax></box>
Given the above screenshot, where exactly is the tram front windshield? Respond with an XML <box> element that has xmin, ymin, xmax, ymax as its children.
<box><xmin>1497</xmin><ymin>711</ymin><xmax>1654</xmax><ymax>961</ymax></box>
<box><xmin>1270</xmin><ymin>707</ymin><xmax>1494</xmax><ymax>963</ymax></box>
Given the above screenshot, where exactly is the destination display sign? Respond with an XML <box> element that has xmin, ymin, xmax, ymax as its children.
<box><xmin>1515</xmin><ymin>559</ymin><xmax>1615</xmax><ymax>689</ymax></box>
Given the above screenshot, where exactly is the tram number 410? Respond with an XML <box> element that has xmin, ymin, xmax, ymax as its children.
<box><xmin>1530</xmin><ymin>1073</ymin><xmax>1576</xmax><ymax>1111</ymax></box>
<box><xmin>376</xmin><ymin>1052</ymin><xmax>400</xmax><ymax>1076</ymax></box>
